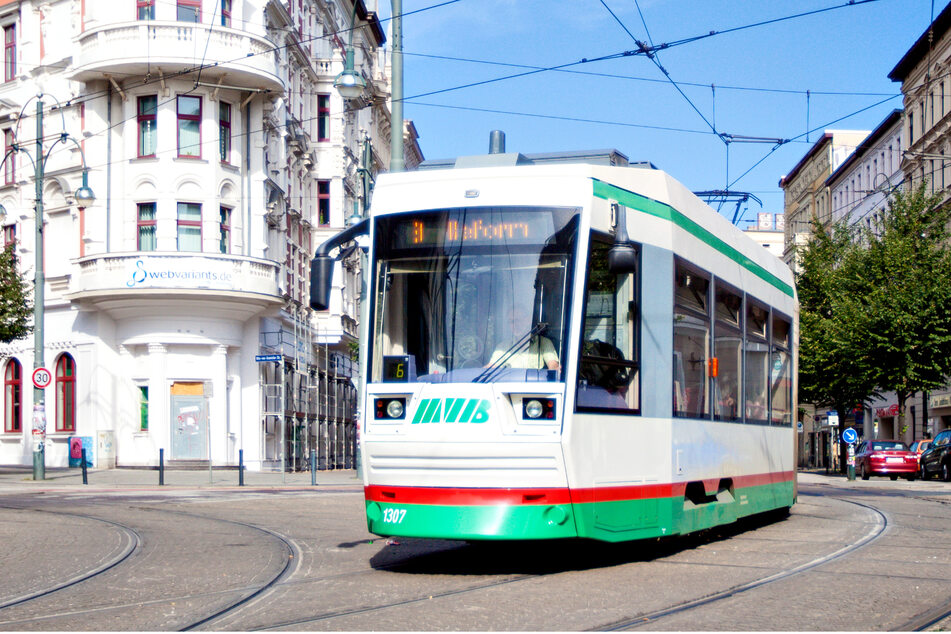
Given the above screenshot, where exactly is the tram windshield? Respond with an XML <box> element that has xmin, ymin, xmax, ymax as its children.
<box><xmin>371</xmin><ymin>207</ymin><xmax>578</xmax><ymax>383</ymax></box>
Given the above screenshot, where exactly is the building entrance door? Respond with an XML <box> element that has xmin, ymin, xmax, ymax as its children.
<box><xmin>171</xmin><ymin>395</ymin><xmax>207</xmax><ymax>460</ymax></box>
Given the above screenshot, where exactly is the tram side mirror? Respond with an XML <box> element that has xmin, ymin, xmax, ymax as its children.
<box><xmin>608</xmin><ymin>202</ymin><xmax>637</xmax><ymax>274</ymax></box>
<box><xmin>608</xmin><ymin>241</ymin><xmax>637</xmax><ymax>274</ymax></box>
<box><xmin>310</xmin><ymin>255</ymin><xmax>334</xmax><ymax>311</ymax></box>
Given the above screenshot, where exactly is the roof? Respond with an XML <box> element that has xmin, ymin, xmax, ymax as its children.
<box><xmin>826</xmin><ymin>110</ymin><xmax>902</xmax><ymax>187</ymax></box>
<box><xmin>778</xmin><ymin>133</ymin><xmax>832</xmax><ymax>188</ymax></box>
<box><xmin>888</xmin><ymin>1</ymin><xmax>951</xmax><ymax>82</ymax></box>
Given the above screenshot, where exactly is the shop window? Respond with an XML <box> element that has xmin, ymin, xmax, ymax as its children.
<box><xmin>139</xmin><ymin>386</ymin><xmax>148</xmax><ymax>431</ymax></box>
<box><xmin>4</xmin><ymin>359</ymin><xmax>21</xmax><ymax>433</ymax></box>
<box><xmin>576</xmin><ymin>236</ymin><xmax>639</xmax><ymax>412</ymax></box>
<box><xmin>673</xmin><ymin>261</ymin><xmax>710</xmax><ymax>418</ymax></box>
<box><xmin>55</xmin><ymin>354</ymin><xmax>76</xmax><ymax>433</ymax></box>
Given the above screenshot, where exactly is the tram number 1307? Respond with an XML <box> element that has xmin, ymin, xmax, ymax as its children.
<box><xmin>382</xmin><ymin>508</ymin><xmax>407</xmax><ymax>524</ymax></box>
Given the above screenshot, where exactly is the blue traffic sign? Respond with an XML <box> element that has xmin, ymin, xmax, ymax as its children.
<box><xmin>842</xmin><ymin>427</ymin><xmax>858</xmax><ymax>444</ymax></box>
<box><xmin>255</xmin><ymin>354</ymin><xmax>282</xmax><ymax>362</ymax></box>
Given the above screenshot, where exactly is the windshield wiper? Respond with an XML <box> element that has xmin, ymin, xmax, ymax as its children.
<box><xmin>473</xmin><ymin>322</ymin><xmax>548</xmax><ymax>383</ymax></box>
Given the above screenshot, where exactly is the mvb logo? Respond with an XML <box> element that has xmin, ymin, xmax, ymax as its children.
<box><xmin>411</xmin><ymin>398</ymin><xmax>491</xmax><ymax>424</ymax></box>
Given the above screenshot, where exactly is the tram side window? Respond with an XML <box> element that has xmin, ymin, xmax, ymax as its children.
<box><xmin>770</xmin><ymin>315</ymin><xmax>792</xmax><ymax>425</ymax></box>
<box><xmin>713</xmin><ymin>285</ymin><xmax>742</xmax><ymax>421</ymax></box>
<box><xmin>673</xmin><ymin>261</ymin><xmax>710</xmax><ymax>418</ymax></box>
<box><xmin>576</xmin><ymin>237</ymin><xmax>639</xmax><ymax>412</ymax></box>
<box><xmin>745</xmin><ymin>302</ymin><xmax>770</xmax><ymax>423</ymax></box>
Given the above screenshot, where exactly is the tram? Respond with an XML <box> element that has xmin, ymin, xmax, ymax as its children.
<box><xmin>311</xmin><ymin>147</ymin><xmax>797</xmax><ymax>542</ymax></box>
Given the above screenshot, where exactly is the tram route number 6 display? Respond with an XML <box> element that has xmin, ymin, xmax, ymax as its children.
<box><xmin>32</xmin><ymin>367</ymin><xmax>52</xmax><ymax>389</ymax></box>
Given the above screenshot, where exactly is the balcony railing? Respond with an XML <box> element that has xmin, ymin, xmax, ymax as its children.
<box><xmin>71</xmin><ymin>252</ymin><xmax>282</xmax><ymax>301</ymax></box>
<box><xmin>71</xmin><ymin>22</ymin><xmax>282</xmax><ymax>90</ymax></box>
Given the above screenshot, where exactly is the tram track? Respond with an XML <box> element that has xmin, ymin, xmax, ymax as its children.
<box><xmin>597</xmin><ymin>493</ymin><xmax>889</xmax><ymax>631</ymax></box>
<box><xmin>0</xmin><ymin>505</ymin><xmax>142</xmax><ymax>611</ymax></box>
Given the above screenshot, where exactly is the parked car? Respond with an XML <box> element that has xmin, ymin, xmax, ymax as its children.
<box><xmin>854</xmin><ymin>439</ymin><xmax>919</xmax><ymax>480</ymax></box>
<box><xmin>920</xmin><ymin>429</ymin><xmax>951</xmax><ymax>481</ymax></box>
<box><xmin>910</xmin><ymin>439</ymin><xmax>932</xmax><ymax>475</ymax></box>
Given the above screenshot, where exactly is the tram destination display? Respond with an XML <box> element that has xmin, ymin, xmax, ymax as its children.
<box><xmin>389</xmin><ymin>209</ymin><xmax>558</xmax><ymax>249</ymax></box>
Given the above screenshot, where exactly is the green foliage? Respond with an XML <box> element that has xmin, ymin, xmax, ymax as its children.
<box><xmin>0</xmin><ymin>243</ymin><xmax>31</xmax><ymax>343</ymax></box>
<box><xmin>797</xmin><ymin>182</ymin><xmax>951</xmax><ymax>439</ymax></box>
<box><xmin>860</xmin><ymin>184</ymin><xmax>951</xmax><ymax>407</ymax></box>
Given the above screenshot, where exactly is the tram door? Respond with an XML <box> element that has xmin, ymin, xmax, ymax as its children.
<box><xmin>170</xmin><ymin>382</ymin><xmax>208</xmax><ymax>460</ymax></box>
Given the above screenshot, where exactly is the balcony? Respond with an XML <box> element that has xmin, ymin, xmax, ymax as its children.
<box><xmin>67</xmin><ymin>253</ymin><xmax>283</xmax><ymax>319</ymax></box>
<box><xmin>71</xmin><ymin>22</ymin><xmax>283</xmax><ymax>91</ymax></box>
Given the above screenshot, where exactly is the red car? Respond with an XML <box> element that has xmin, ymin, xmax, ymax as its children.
<box><xmin>855</xmin><ymin>439</ymin><xmax>919</xmax><ymax>480</ymax></box>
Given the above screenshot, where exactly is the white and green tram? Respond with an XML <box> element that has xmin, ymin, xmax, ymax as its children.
<box><xmin>311</xmin><ymin>152</ymin><xmax>797</xmax><ymax>542</ymax></box>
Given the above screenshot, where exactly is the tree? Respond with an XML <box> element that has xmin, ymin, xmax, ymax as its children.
<box><xmin>0</xmin><ymin>243</ymin><xmax>31</xmax><ymax>343</ymax></box>
<box><xmin>860</xmin><ymin>183</ymin><xmax>951</xmax><ymax>439</ymax></box>
<box><xmin>797</xmin><ymin>215</ymin><xmax>879</xmax><ymax>470</ymax></box>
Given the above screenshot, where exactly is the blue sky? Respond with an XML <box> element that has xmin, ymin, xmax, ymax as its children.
<box><xmin>377</xmin><ymin>0</ymin><xmax>935</xmax><ymax>225</ymax></box>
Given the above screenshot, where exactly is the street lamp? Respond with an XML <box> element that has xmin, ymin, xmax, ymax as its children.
<box><xmin>1</xmin><ymin>94</ymin><xmax>95</xmax><ymax>480</ymax></box>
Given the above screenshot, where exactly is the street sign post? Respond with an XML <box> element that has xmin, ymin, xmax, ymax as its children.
<box><xmin>31</xmin><ymin>367</ymin><xmax>52</xmax><ymax>389</ymax></box>
<box><xmin>843</xmin><ymin>426</ymin><xmax>857</xmax><ymax>480</ymax></box>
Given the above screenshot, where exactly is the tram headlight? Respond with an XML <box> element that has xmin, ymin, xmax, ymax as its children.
<box><xmin>524</xmin><ymin>399</ymin><xmax>544</xmax><ymax>419</ymax></box>
<box><xmin>374</xmin><ymin>397</ymin><xmax>406</xmax><ymax>420</ymax></box>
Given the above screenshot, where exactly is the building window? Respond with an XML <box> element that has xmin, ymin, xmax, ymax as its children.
<box><xmin>4</xmin><ymin>128</ymin><xmax>14</xmax><ymax>184</ymax></box>
<box><xmin>317</xmin><ymin>94</ymin><xmax>330</xmax><ymax>141</ymax></box>
<box><xmin>137</xmin><ymin>0</ymin><xmax>155</xmax><ymax>20</ymax></box>
<box><xmin>909</xmin><ymin>114</ymin><xmax>915</xmax><ymax>146</ymax></box>
<box><xmin>55</xmin><ymin>354</ymin><xmax>76</xmax><ymax>433</ymax></box>
<box><xmin>219</xmin><ymin>206</ymin><xmax>231</xmax><ymax>253</ymax></box>
<box><xmin>176</xmin><ymin>95</ymin><xmax>201</xmax><ymax>158</ymax></box>
<box><xmin>221</xmin><ymin>0</ymin><xmax>231</xmax><ymax>26</ymax></box>
<box><xmin>4</xmin><ymin>24</ymin><xmax>15</xmax><ymax>82</ymax></box>
<box><xmin>177</xmin><ymin>0</ymin><xmax>201</xmax><ymax>22</ymax></box>
<box><xmin>318</xmin><ymin>180</ymin><xmax>330</xmax><ymax>225</ymax></box>
<box><xmin>218</xmin><ymin>102</ymin><xmax>231</xmax><ymax>163</ymax></box>
<box><xmin>137</xmin><ymin>202</ymin><xmax>157</xmax><ymax>251</ymax></box>
<box><xmin>137</xmin><ymin>95</ymin><xmax>157</xmax><ymax>158</ymax></box>
<box><xmin>139</xmin><ymin>386</ymin><xmax>148</xmax><ymax>431</ymax></box>
<box><xmin>3</xmin><ymin>223</ymin><xmax>14</xmax><ymax>246</ymax></box>
<box><xmin>177</xmin><ymin>202</ymin><xmax>202</xmax><ymax>251</ymax></box>
<box><xmin>3</xmin><ymin>359</ymin><xmax>21</xmax><ymax>433</ymax></box>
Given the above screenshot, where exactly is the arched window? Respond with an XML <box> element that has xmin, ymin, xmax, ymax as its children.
<box><xmin>55</xmin><ymin>354</ymin><xmax>76</xmax><ymax>432</ymax></box>
<box><xmin>3</xmin><ymin>359</ymin><xmax>21</xmax><ymax>432</ymax></box>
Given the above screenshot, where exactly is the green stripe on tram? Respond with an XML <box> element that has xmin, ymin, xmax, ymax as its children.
<box><xmin>592</xmin><ymin>179</ymin><xmax>795</xmax><ymax>298</ymax></box>
<box><xmin>365</xmin><ymin>480</ymin><xmax>795</xmax><ymax>542</ymax></box>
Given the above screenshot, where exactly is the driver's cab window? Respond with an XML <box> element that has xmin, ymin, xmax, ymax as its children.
<box><xmin>576</xmin><ymin>234</ymin><xmax>639</xmax><ymax>412</ymax></box>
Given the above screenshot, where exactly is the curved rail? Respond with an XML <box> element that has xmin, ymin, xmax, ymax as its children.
<box><xmin>597</xmin><ymin>494</ymin><xmax>888</xmax><ymax>631</ymax></box>
<box><xmin>0</xmin><ymin>506</ymin><xmax>141</xmax><ymax>610</ymax></box>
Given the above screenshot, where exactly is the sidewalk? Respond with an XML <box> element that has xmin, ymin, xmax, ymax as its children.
<box><xmin>0</xmin><ymin>465</ymin><xmax>363</xmax><ymax>491</ymax></box>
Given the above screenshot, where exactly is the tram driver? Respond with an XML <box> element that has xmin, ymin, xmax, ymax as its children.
<box><xmin>487</xmin><ymin>305</ymin><xmax>561</xmax><ymax>370</ymax></box>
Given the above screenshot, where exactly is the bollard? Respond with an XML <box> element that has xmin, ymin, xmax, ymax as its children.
<box><xmin>81</xmin><ymin>448</ymin><xmax>88</xmax><ymax>485</ymax></box>
<box><xmin>238</xmin><ymin>449</ymin><xmax>245</xmax><ymax>487</ymax></box>
<box><xmin>311</xmin><ymin>451</ymin><xmax>317</xmax><ymax>486</ymax></box>
<box><xmin>159</xmin><ymin>448</ymin><xmax>165</xmax><ymax>486</ymax></box>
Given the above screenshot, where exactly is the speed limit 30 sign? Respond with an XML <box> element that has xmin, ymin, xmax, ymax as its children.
<box><xmin>32</xmin><ymin>367</ymin><xmax>52</xmax><ymax>389</ymax></box>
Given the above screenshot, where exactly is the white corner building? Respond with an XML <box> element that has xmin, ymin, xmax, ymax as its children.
<box><xmin>0</xmin><ymin>0</ymin><xmax>420</xmax><ymax>471</ymax></box>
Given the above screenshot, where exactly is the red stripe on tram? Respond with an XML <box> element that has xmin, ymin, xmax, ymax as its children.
<box><xmin>365</xmin><ymin>470</ymin><xmax>794</xmax><ymax>507</ymax></box>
